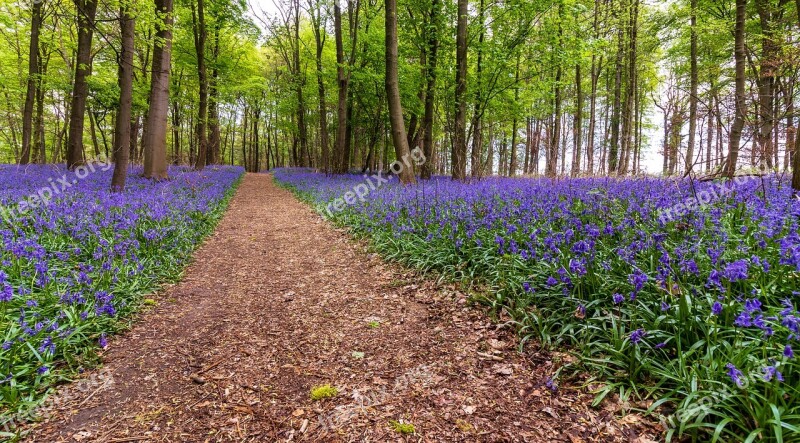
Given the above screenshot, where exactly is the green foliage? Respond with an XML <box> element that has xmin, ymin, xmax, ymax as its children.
<box><xmin>310</xmin><ymin>384</ymin><xmax>339</xmax><ymax>400</ymax></box>
<box><xmin>389</xmin><ymin>419</ymin><xmax>415</xmax><ymax>434</ymax></box>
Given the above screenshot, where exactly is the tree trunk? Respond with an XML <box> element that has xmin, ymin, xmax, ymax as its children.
<box><xmin>608</xmin><ymin>0</ymin><xmax>624</xmax><ymax>174</ymax></box>
<box><xmin>112</xmin><ymin>4</ymin><xmax>134</xmax><ymax>191</ymax></box>
<box><xmin>143</xmin><ymin>0</ymin><xmax>173</xmax><ymax>179</ymax></box>
<box><xmin>421</xmin><ymin>0</ymin><xmax>439</xmax><ymax>179</ymax></box>
<box><xmin>755</xmin><ymin>0</ymin><xmax>780</xmax><ymax>170</ymax></box>
<box><xmin>548</xmin><ymin>62</ymin><xmax>562</xmax><ymax>176</ymax></box>
<box><xmin>67</xmin><ymin>0</ymin><xmax>99</xmax><ymax>169</ymax></box>
<box><xmin>469</xmin><ymin>0</ymin><xmax>485</xmax><ymax>177</ymax></box>
<box><xmin>509</xmin><ymin>56</ymin><xmax>520</xmax><ymax>176</ymax></box>
<box><xmin>572</xmin><ymin>63</ymin><xmax>583</xmax><ymax>176</ymax></box>
<box><xmin>310</xmin><ymin>0</ymin><xmax>329</xmax><ymax>172</ymax></box>
<box><xmin>452</xmin><ymin>0</ymin><xmax>468</xmax><ymax>180</ymax></box>
<box><xmin>793</xmin><ymin>0</ymin><xmax>800</xmax><ymax>191</ymax></box>
<box><xmin>192</xmin><ymin>0</ymin><xmax>209</xmax><ymax>170</ymax></box>
<box><xmin>726</xmin><ymin>0</ymin><xmax>746</xmax><ymax>179</ymax></box>
<box><xmin>686</xmin><ymin>0</ymin><xmax>698</xmax><ymax>174</ymax></box>
<box><xmin>21</xmin><ymin>0</ymin><xmax>43</xmax><ymax>165</ymax></box>
<box><xmin>385</xmin><ymin>0</ymin><xmax>415</xmax><ymax>184</ymax></box>
<box><xmin>208</xmin><ymin>25</ymin><xmax>221</xmax><ymax>165</ymax></box>
<box><xmin>334</xmin><ymin>1</ymin><xmax>349</xmax><ymax>173</ymax></box>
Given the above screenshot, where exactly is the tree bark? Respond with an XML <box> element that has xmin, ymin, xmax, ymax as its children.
<box><xmin>793</xmin><ymin>0</ymin><xmax>800</xmax><ymax>191</ymax></box>
<box><xmin>385</xmin><ymin>0</ymin><xmax>415</xmax><ymax>184</ymax></box>
<box><xmin>143</xmin><ymin>0</ymin><xmax>173</xmax><ymax>179</ymax></box>
<box><xmin>686</xmin><ymin>0</ymin><xmax>698</xmax><ymax>174</ymax></box>
<box><xmin>334</xmin><ymin>1</ymin><xmax>349</xmax><ymax>173</ymax></box>
<box><xmin>509</xmin><ymin>56</ymin><xmax>520</xmax><ymax>176</ymax></box>
<box><xmin>21</xmin><ymin>0</ymin><xmax>43</xmax><ymax>165</ymax></box>
<box><xmin>191</xmin><ymin>0</ymin><xmax>209</xmax><ymax>170</ymax></box>
<box><xmin>452</xmin><ymin>0</ymin><xmax>468</xmax><ymax>180</ymax></box>
<box><xmin>755</xmin><ymin>0</ymin><xmax>781</xmax><ymax>170</ymax></box>
<box><xmin>208</xmin><ymin>25</ymin><xmax>221</xmax><ymax>165</ymax></box>
<box><xmin>608</xmin><ymin>0</ymin><xmax>624</xmax><ymax>174</ymax></box>
<box><xmin>572</xmin><ymin>63</ymin><xmax>583</xmax><ymax>176</ymax></box>
<box><xmin>726</xmin><ymin>0</ymin><xmax>746</xmax><ymax>179</ymax></box>
<box><xmin>67</xmin><ymin>0</ymin><xmax>99</xmax><ymax>169</ymax></box>
<box><xmin>112</xmin><ymin>3</ymin><xmax>135</xmax><ymax>191</ymax></box>
<box><xmin>547</xmin><ymin>8</ymin><xmax>563</xmax><ymax>178</ymax></box>
<box><xmin>310</xmin><ymin>0</ymin><xmax>330</xmax><ymax>172</ymax></box>
<box><xmin>421</xmin><ymin>0</ymin><xmax>439</xmax><ymax>179</ymax></box>
<box><xmin>469</xmin><ymin>0</ymin><xmax>485</xmax><ymax>177</ymax></box>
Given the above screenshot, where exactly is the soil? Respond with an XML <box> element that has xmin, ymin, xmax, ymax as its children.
<box><xmin>23</xmin><ymin>173</ymin><xmax>661</xmax><ymax>442</ymax></box>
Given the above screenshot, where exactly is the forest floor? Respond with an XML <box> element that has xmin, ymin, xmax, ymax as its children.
<box><xmin>24</xmin><ymin>174</ymin><xmax>659</xmax><ymax>443</ymax></box>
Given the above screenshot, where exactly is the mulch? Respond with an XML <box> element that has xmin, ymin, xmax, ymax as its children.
<box><xmin>22</xmin><ymin>173</ymin><xmax>662</xmax><ymax>442</ymax></box>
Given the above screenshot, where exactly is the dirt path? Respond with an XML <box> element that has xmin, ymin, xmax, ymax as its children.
<box><xmin>26</xmin><ymin>174</ymin><xmax>652</xmax><ymax>442</ymax></box>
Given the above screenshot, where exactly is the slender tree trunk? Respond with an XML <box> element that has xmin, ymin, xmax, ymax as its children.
<box><xmin>421</xmin><ymin>0</ymin><xmax>439</xmax><ymax>179</ymax></box>
<box><xmin>89</xmin><ymin>110</ymin><xmax>101</xmax><ymax>158</ymax></box>
<box><xmin>112</xmin><ymin>4</ymin><xmax>134</xmax><ymax>191</ymax></box>
<box><xmin>587</xmin><ymin>0</ymin><xmax>601</xmax><ymax>175</ymax></box>
<box><xmin>726</xmin><ymin>0</ymin><xmax>746</xmax><ymax>179</ymax></box>
<box><xmin>547</xmin><ymin>13</ymin><xmax>563</xmax><ymax>178</ymax></box>
<box><xmin>608</xmin><ymin>0</ymin><xmax>624</xmax><ymax>174</ymax></box>
<box><xmin>452</xmin><ymin>0</ymin><xmax>468</xmax><ymax>180</ymax></box>
<box><xmin>334</xmin><ymin>1</ymin><xmax>349</xmax><ymax>173</ymax></box>
<box><xmin>385</xmin><ymin>0</ymin><xmax>415</xmax><ymax>184</ymax></box>
<box><xmin>191</xmin><ymin>0</ymin><xmax>209</xmax><ymax>170</ymax></box>
<box><xmin>208</xmin><ymin>25</ymin><xmax>221</xmax><ymax>165</ymax></box>
<box><xmin>755</xmin><ymin>0</ymin><xmax>779</xmax><ymax>170</ymax></box>
<box><xmin>310</xmin><ymin>0</ymin><xmax>329</xmax><ymax>172</ymax></box>
<box><xmin>619</xmin><ymin>0</ymin><xmax>637</xmax><ymax>175</ymax></box>
<box><xmin>67</xmin><ymin>0</ymin><xmax>99</xmax><ymax>169</ymax></box>
<box><xmin>509</xmin><ymin>56</ymin><xmax>520</xmax><ymax>176</ymax></box>
<box><xmin>793</xmin><ymin>0</ymin><xmax>800</xmax><ymax>191</ymax></box>
<box><xmin>469</xmin><ymin>0</ymin><xmax>485</xmax><ymax>177</ymax></box>
<box><xmin>686</xmin><ymin>0</ymin><xmax>698</xmax><ymax>174</ymax></box>
<box><xmin>34</xmin><ymin>68</ymin><xmax>47</xmax><ymax>163</ymax></box>
<box><xmin>572</xmin><ymin>63</ymin><xmax>583</xmax><ymax>176</ymax></box>
<box><xmin>143</xmin><ymin>0</ymin><xmax>173</xmax><ymax>179</ymax></box>
<box><xmin>21</xmin><ymin>0</ymin><xmax>43</xmax><ymax>165</ymax></box>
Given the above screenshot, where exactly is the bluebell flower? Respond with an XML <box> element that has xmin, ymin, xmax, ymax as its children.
<box><xmin>763</xmin><ymin>366</ymin><xmax>783</xmax><ymax>382</ymax></box>
<box><xmin>630</xmin><ymin>328</ymin><xmax>647</xmax><ymax>344</ymax></box>
<box><xmin>726</xmin><ymin>363</ymin><xmax>745</xmax><ymax>387</ymax></box>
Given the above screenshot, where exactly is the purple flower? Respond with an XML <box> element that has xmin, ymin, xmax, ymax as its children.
<box><xmin>1</xmin><ymin>283</ymin><xmax>13</xmax><ymax>303</ymax></box>
<box><xmin>660</xmin><ymin>301</ymin><xmax>670</xmax><ymax>312</ymax></box>
<box><xmin>38</xmin><ymin>337</ymin><xmax>55</xmax><ymax>355</ymax></box>
<box><xmin>712</xmin><ymin>301</ymin><xmax>723</xmax><ymax>316</ymax></box>
<box><xmin>744</xmin><ymin>298</ymin><xmax>762</xmax><ymax>313</ymax></box>
<box><xmin>723</xmin><ymin>260</ymin><xmax>749</xmax><ymax>282</ymax></box>
<box><xmin>629</xmin><ymin>328</ymin><xmax>647</xmax><ymax>344</ymax></box>
<box><xmin>726</xmin><ymin>363</ymin><xmax>745</xmax><ymax>387</ymax></box>
<box><xmin>762</xmin><ymin>366</ymin><xmax>783</xmax><ymax>382</ymax></box>
<box><xmin>613</xmin><ymin>293</ymin><xmax>624</xmax><ymax>305</ymax></box>
<box><xmin>546</xmin><ymin>276</ymin><xmax>558</xmax><ymax>287</ymax></box>
<box><xmin>544</xmin><ymin>377</ymin><xmax>558</xmax><ymax>393</ymax></box>
<box><xmin>734</xmin><ymin>311</ymin><xmax>752</xmax><ymax>328</ymax></box>
<box><xmin>785</xmin><ymin>345</ymin><xmax>794</xmax><ymax>359</ymax></box>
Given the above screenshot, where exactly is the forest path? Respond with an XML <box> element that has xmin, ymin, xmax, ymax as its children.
<box><xmin>27</xmin><ymin>173</ymin><xmax>644</xmax><ymax>443</ymax></box>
